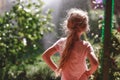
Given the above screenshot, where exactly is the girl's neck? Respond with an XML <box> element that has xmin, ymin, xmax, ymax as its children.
<box><xmin>77</xmin><ymin>32</ymin><xmax>83</xmax><ymax>40</ymax></box>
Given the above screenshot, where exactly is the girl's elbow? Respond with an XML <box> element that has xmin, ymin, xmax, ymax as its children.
<box><xmin>92</xmin><ymin>59</ymin><xmax>99</xmax><ymax>67</ymax></box>
<box><xmin>42</xmin><ymin>54</ymin><xmax>48</xmax><ymax>60</ymax></box>
<box><xmin>94</xmin><ymin>60</ymin><xmax>99</xmax><ymax>68</ymax></box>
<box><xmin>41</xmin><ymin>54</ymin><xmax>44</xmax><ymax>60</ymax></box>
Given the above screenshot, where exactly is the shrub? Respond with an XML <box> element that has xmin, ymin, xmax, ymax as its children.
<box><xmin>0</xmin><ymin>0</ymin><xmax>53</xmax><ymax>80</ymax></box>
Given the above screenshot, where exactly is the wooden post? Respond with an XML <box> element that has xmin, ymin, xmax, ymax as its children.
<box><xmin>102</xmin><ymin>0</ymin><xmax>114</xmax><ymax>80</ymax></box>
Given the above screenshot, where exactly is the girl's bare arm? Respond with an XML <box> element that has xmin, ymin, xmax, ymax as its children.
<box><xmin>42</xmin><ymin>46</ymin><xmax>58</xmax><ymax>72</ymax></box>
<box><xmin>87</xmin><ymin>51</ymin><xmax>99</xmax><ymax>75</ymax></box>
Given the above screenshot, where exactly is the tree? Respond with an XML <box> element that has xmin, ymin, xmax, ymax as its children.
<box><xmin>0</xmin><ymin>0</ymin><xmax>53</xmax><ymax>79</ymax></box>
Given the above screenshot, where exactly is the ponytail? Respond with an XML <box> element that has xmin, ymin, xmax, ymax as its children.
<box><xmin>58</xmin><ymin>31</ymin><xmax>78</xmax><ymax>70</ymax></box>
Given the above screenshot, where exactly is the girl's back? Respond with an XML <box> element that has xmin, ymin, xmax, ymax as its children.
<box><xmin>54</xmin><ymin>38</ymin><xmax>93</xmax><ymax>80</ymax></box>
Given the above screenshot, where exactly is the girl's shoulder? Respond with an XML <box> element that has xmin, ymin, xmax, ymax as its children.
<box><xmin>60</xmin><ymin>37</ymin><xmax>67</xmax><ymax>40</ymax></box>
<box><xmin>55</xmin><ymin>37</ymin><xmax>66</xmax><ymax>45</ymax></box>
<box><xmin>82</xmin><ymin>40</ymin><xmax>92</xmax><ymax>47</ymax></box>
<box><xmin>58</xmin><ymin>37</ymin><xmax>66</xmax><ymax>42</ymax></box>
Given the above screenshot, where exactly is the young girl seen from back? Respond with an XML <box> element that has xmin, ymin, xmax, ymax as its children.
<box><xmin>42</xmin><ymin>8</ymin><xmax>99</xmax><ymax>80</ymax></box>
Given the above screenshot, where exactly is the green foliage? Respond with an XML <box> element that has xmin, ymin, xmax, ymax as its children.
<box><xmin>88</xmin><ymin>10</ymin><xmax>104</xmax><ymax>44</ymax></box>
<box><xmin>87</xmin><ymin>10</ymin><xmax>120</xmax><ymax>80</ymax></box>
<box><xmin>6</xmin><ymin>55</ymin><xmax>60</xmax><ymax>80</ymax></box>
<box><xmin>110</xmin><ymin>29</ymin><xmax>120</xmax><ymax>80</ymax></box>
<box><xmin>0</xmin><ymin>0</ymin><xmax>53</xmax><ymax>80</ymax></box>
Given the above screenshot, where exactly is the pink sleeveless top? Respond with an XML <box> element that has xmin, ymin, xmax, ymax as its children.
<box><xmin>53</xmin><ymin>38</ymin><xmax>94</xmax><ymax>80</ymax></box>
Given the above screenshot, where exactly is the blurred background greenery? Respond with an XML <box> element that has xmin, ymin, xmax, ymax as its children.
<box><xmin>0</xmin><ymin>0</ymin><xmax>120</xmax><ymax>80</ymax></box>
